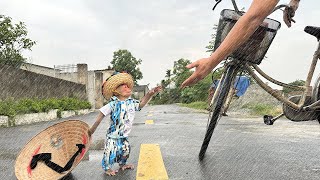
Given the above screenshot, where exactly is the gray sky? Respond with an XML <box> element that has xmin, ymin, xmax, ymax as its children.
<box><xmin>1</xmin><ymin>0</ymin><xmax>319</xmax><ymax>88</ymax></box>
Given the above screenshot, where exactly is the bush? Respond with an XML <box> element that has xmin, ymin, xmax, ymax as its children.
<box><xmin>151</xmin><ymin>75</ymin><xmax>212</xmax><ymax>105</ymax></box>
<box><xmin>0</xmin><ymin>99</ymin><xmax>17</xmax><ymax>117</ymax></box>
<box><xmin>151</xmin><ymin>88</ymin><xmax>182</xmax><ymax>105</ymax></box>
<box><xmin>242</xmin><ymin>103</ymin><xmax>282</xmax><ymax>116</ymax></box>
<box><xmin>0</xmin><ymin>97</ymin><xmax>91</xmax><ymax>117</ymax></box>
<box><xmin>180</xmin><ymin>75</ymin><xmax>211</xmax><ymax>103</ymax></box>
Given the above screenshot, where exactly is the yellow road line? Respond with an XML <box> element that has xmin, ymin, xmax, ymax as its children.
<box><xmin>147</xmin><ymin>114</ymin><xmax>153</xmax><ymax>117</ymax></box>
<box><xmin>136</xmin><ymin>144</ymin><xmax>169</xmax><ymax>180</ymax></box>
<box><xmin>145</xmin><ymin>120</ymin><xmax>154</xmax><ymax>124</ymax></box>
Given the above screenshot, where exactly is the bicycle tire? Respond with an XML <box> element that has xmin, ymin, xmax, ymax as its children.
<box><xmin>311</xmin><ymin>73</ymin><xmax>320</xmax><ymax>124</ymax></box>
<box><xmin>199</xmin><ymin>64</ymin><xmax>238</xmax><ymax>160</ymax></box>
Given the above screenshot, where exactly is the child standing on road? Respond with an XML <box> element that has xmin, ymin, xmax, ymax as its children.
<box><xmin>88</xmin><ymin>72</ymin><xmax>162</xmax><ymax>176</ymax></box>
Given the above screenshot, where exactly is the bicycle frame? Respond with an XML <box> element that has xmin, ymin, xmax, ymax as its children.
<box><xmin>243</xmin><ymin>41</ymin><xmax>320</xmax><ymax>111</ymax></box>
<box><xmin>226</xmin><ymin>0</ymin><xmax>320</xmax><ymax>111</ymax></box>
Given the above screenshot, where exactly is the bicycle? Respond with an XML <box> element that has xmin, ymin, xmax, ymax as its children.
<box><xmin>199</xmin><ymin>0</ymin><xmax>320</xmax><ymax>160</ymax></box>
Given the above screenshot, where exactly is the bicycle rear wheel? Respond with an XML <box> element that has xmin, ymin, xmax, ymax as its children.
<box><xmin>199</xmin><ymin>64</ymin><xmax>238</xmax><ymax>160</ymax></box>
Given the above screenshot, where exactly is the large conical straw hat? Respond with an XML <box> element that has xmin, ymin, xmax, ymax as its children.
<box><xmin>14</xmin><ymin>120</ymin><xmax>91</xmax><ymax>180</ymax></box>
<box><xmin>102</xmin><ymin>72</ymin><xmax>134</xmax><ymax>100</ymax></box>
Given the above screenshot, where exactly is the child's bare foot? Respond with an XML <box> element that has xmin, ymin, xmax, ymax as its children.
<box><xmin>106</xmin><ymin>169</ymin><xmax>118</xmax><ymax>176</ymax></box>
<box><xmin>120</xmin><ymin>164</ymin><xmax>134</xmax><ymax>171</ymax></box>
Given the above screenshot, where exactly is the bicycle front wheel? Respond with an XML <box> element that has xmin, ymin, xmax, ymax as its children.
<box><xmin>199</xmin><ymin>64</ymin><xmax>238</xmax><ymax>160</ymax></box>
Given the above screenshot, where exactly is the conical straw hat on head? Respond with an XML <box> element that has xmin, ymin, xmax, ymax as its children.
<box><xmin>102</xmin><ymin>72</ymin><xmax>134</xmax><ymax>100</ymax></box>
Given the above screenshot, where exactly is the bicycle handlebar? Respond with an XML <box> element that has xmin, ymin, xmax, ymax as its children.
<box><xmin>231</xmin><ymin>0</ymin><xmax>241</xmax><ymax>15</ymax></box>
<box><xmin>272</xmin><ymin>4</ymin><xmax>290</xmax><ymax>13</ymax></box>
<box><xmin>230</xmin><ymin>0</ymin><xmax>289</xmax><ymax>15</ymax></box>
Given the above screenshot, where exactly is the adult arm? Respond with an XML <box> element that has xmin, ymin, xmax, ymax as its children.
<box><xmin>181</xmin><ymin>0</ymin><xmax>280</xmax><ymax>88</ymax></box>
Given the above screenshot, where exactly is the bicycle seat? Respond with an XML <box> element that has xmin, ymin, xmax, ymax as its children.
<box><xmin>304</xmin><ymin>26</ymin><xmax>320</xmax><ymax>40</ymax></box>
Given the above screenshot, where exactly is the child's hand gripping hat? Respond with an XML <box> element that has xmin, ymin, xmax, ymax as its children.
<box><xmin>102</xmin><ymin>72</ymin><xmax>134</xmax><ymax>100</ymax></box>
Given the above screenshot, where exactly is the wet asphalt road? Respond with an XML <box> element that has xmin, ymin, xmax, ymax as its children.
<box><xmin>1</xmin><ymin>104</ymin><xmax>320</xmax><ymax>180</ymax></box>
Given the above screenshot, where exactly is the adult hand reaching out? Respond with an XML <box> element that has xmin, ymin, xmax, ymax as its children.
<box><xmin>180</xmin><ymin>57</ymin><xmax>220</xmax><ymax>88</ymax></box>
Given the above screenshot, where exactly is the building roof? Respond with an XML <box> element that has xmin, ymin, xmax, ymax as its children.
<box><xmin>133</xmin><ymin>85</ymin><xmax>149</xmax><ymax>92</ymax></box>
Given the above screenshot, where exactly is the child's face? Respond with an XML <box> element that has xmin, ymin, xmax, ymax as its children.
<box><xmin>116</xmin><ymin>84</ymin><xmax>132</xmax><ymax>98</ymax></box>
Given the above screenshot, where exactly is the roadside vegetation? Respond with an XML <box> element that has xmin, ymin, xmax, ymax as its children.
<box><xmin>179</xmin><ymin>101</ymin><xmax>208</xmax><ymax>111</ymax></box>
<box><xmin>0</xmin><ymin>97</ymin><xmax>91</xmax><ymax>117</ymax></box>
<box><xmin>241</xmin><ymin>103</ymin><xmax>282</xmax><ymax>116</ymax></box>
<box><xmin>177</xmin><ymin>101</ymin><xmax>281</xmax><ymax>116</ymax></box>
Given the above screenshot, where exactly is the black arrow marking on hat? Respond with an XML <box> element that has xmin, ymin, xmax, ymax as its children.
<box><xmin>30</xmin><ymin>144</ymin><xmax>85</xmax><ymax>173</ymax></box>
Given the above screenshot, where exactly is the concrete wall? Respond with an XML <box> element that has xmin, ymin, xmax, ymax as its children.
<box><xmin>87</xmin><ymin>71</ymin><xmax>95</xmax><ymax>108</ymax></box>
<box><xmin>101</xmin><ymin>70</ymin><xmax>113</xmax><ymax>81</ymax></box>
<box><xmin>77</xmin><ymin>64</ymin><xmax>88</xmax><ymax>85</ymax></box>
<box><xmin>56</xmin><ymin>72</ymin><xmax>78</xmax><ymax>83</ymax></box>
<box><xmin>0</xmin><ymin>64</ymin><xmax>86</xmax><ymax>100</ymax></box>
<box><xmin>86</xmin><ymin>71</ymin><xmax>108</xmax><ymax>109</ymax></box>
<box><xmin>21</xmin><ymin>63</ymin><xmax>80</xmax><ymax>83</ymax></box>
<box><xmin>0</xmin><ymin>109</ymin><xmax>92</xmax><ymax>127</ymax></box>
<box><xmin>94</xmin><ymin>72</ymin><xmax>104</xmax><ymax>109</ymax></box>
<box><xmin>20</xmin><ymin>63</ymin><xmax>59</xmax><ymax>77</ymax></box>
<box><xmin>19</xmin><ymin>63</ymin><xmax>114</xmax><ymax>109</ymax></box>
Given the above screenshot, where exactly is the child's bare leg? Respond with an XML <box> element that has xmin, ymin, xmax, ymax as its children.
<box><xmin>120</xmin><ymin>163</ymin><xmax>134</xmax><ymax>171</ymax></box>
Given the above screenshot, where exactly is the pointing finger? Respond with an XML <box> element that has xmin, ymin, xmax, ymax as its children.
<box><xmin>186</xmin><ymin>61</ymin><xmax>198</xmax><ymax>69</ymax></box>
<box><xmin>181</xmin><ymin>73</ymin><xmax>200</xmax><ymax>89</ymax></box>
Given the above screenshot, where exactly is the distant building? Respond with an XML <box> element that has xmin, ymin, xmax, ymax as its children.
<box><xmin>133</xmin><ymin>85</ymin><xmax>149</xmax><ymax>100</ymax></box>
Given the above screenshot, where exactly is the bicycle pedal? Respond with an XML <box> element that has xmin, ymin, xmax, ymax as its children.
<box><xmin>263</xmin><ymin>115</ymin><xmax>274</xmax><ymax>125</ymax></box>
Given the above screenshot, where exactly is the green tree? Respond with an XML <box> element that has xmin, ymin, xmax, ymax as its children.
<box><xmin>165</xmin><ymin>69</ymin><xmax>171</xmax><ymax>80</ymax></box>
<box><xmin>165</xmin><ymin>69</ymin><xmax>171</xmax><ymax>88</ymax></box>
<box><xmin>111</xmin><ymin>49</ymin><xmax>143</xmax><ymax>84</ymax></box>
<box><xmin>152</xmin><ymin>59</ymin><xmax>192</xmax><ymax>104</ymax></box>
<box><xmin>160</xmin><ymin>79</ymin><xmax>169</xmax><ymax>88</ymax></box>
<box><xmin>205</xmin><ymin>24</ymin><xmax>218</xmax><ymax>54</ymax></box>
<box><xmin>180</xmin><ymin>74</ymin><xmax>212</xmax><ymax>103</ymax></box>
<box><xmin>173</xmin><ymin>58</ymin><xmax>190</xmax><ymax>75</ymax></box>
<box><xmin>152</xmin><ymin>57</ymin><xmax>215</xmax><ymax>104</ymax></box>
<box><xmin>172</xmin><ymin>58</ymin><xmax>192</xmax><ymax>87</ymax></box>
<box><xmin>0</xmin><ymin>15</ymin><xmax>36</xmax><ymax>67</ymax></box>
<box><xmin>283</xmin><ymin>80</ymin><xmax>305</xmax><ymax>94</ymax></box>
<box><xmin>170</xmin><ymin>58</ymin><xmax>217</xmax><ymax>103</ymax></box>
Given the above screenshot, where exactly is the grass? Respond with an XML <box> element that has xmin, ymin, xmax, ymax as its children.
<box><xmin>242</xmin><ymin>103</ymin><xmax>282</xmax><ymax>116</ymax></box>
<box><xmin>179</xmin><ymin>101</ymin><xmax>282</xmax><ymax>117</ymax></box>
<box><xmin>178</xmin><ymin>101</ymin><xmax>207</xmax><ymax>110</ymax></box>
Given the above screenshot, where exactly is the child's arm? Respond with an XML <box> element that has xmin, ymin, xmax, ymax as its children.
<box><xmin>88</xmin><ymin>112</ymin><xmax>104</xmax><ymax>136</ymax></box>
<box><xmin>139</xmin><ymin>86</ymin><xmax>162</xmax><ymax>109</ymax></box>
